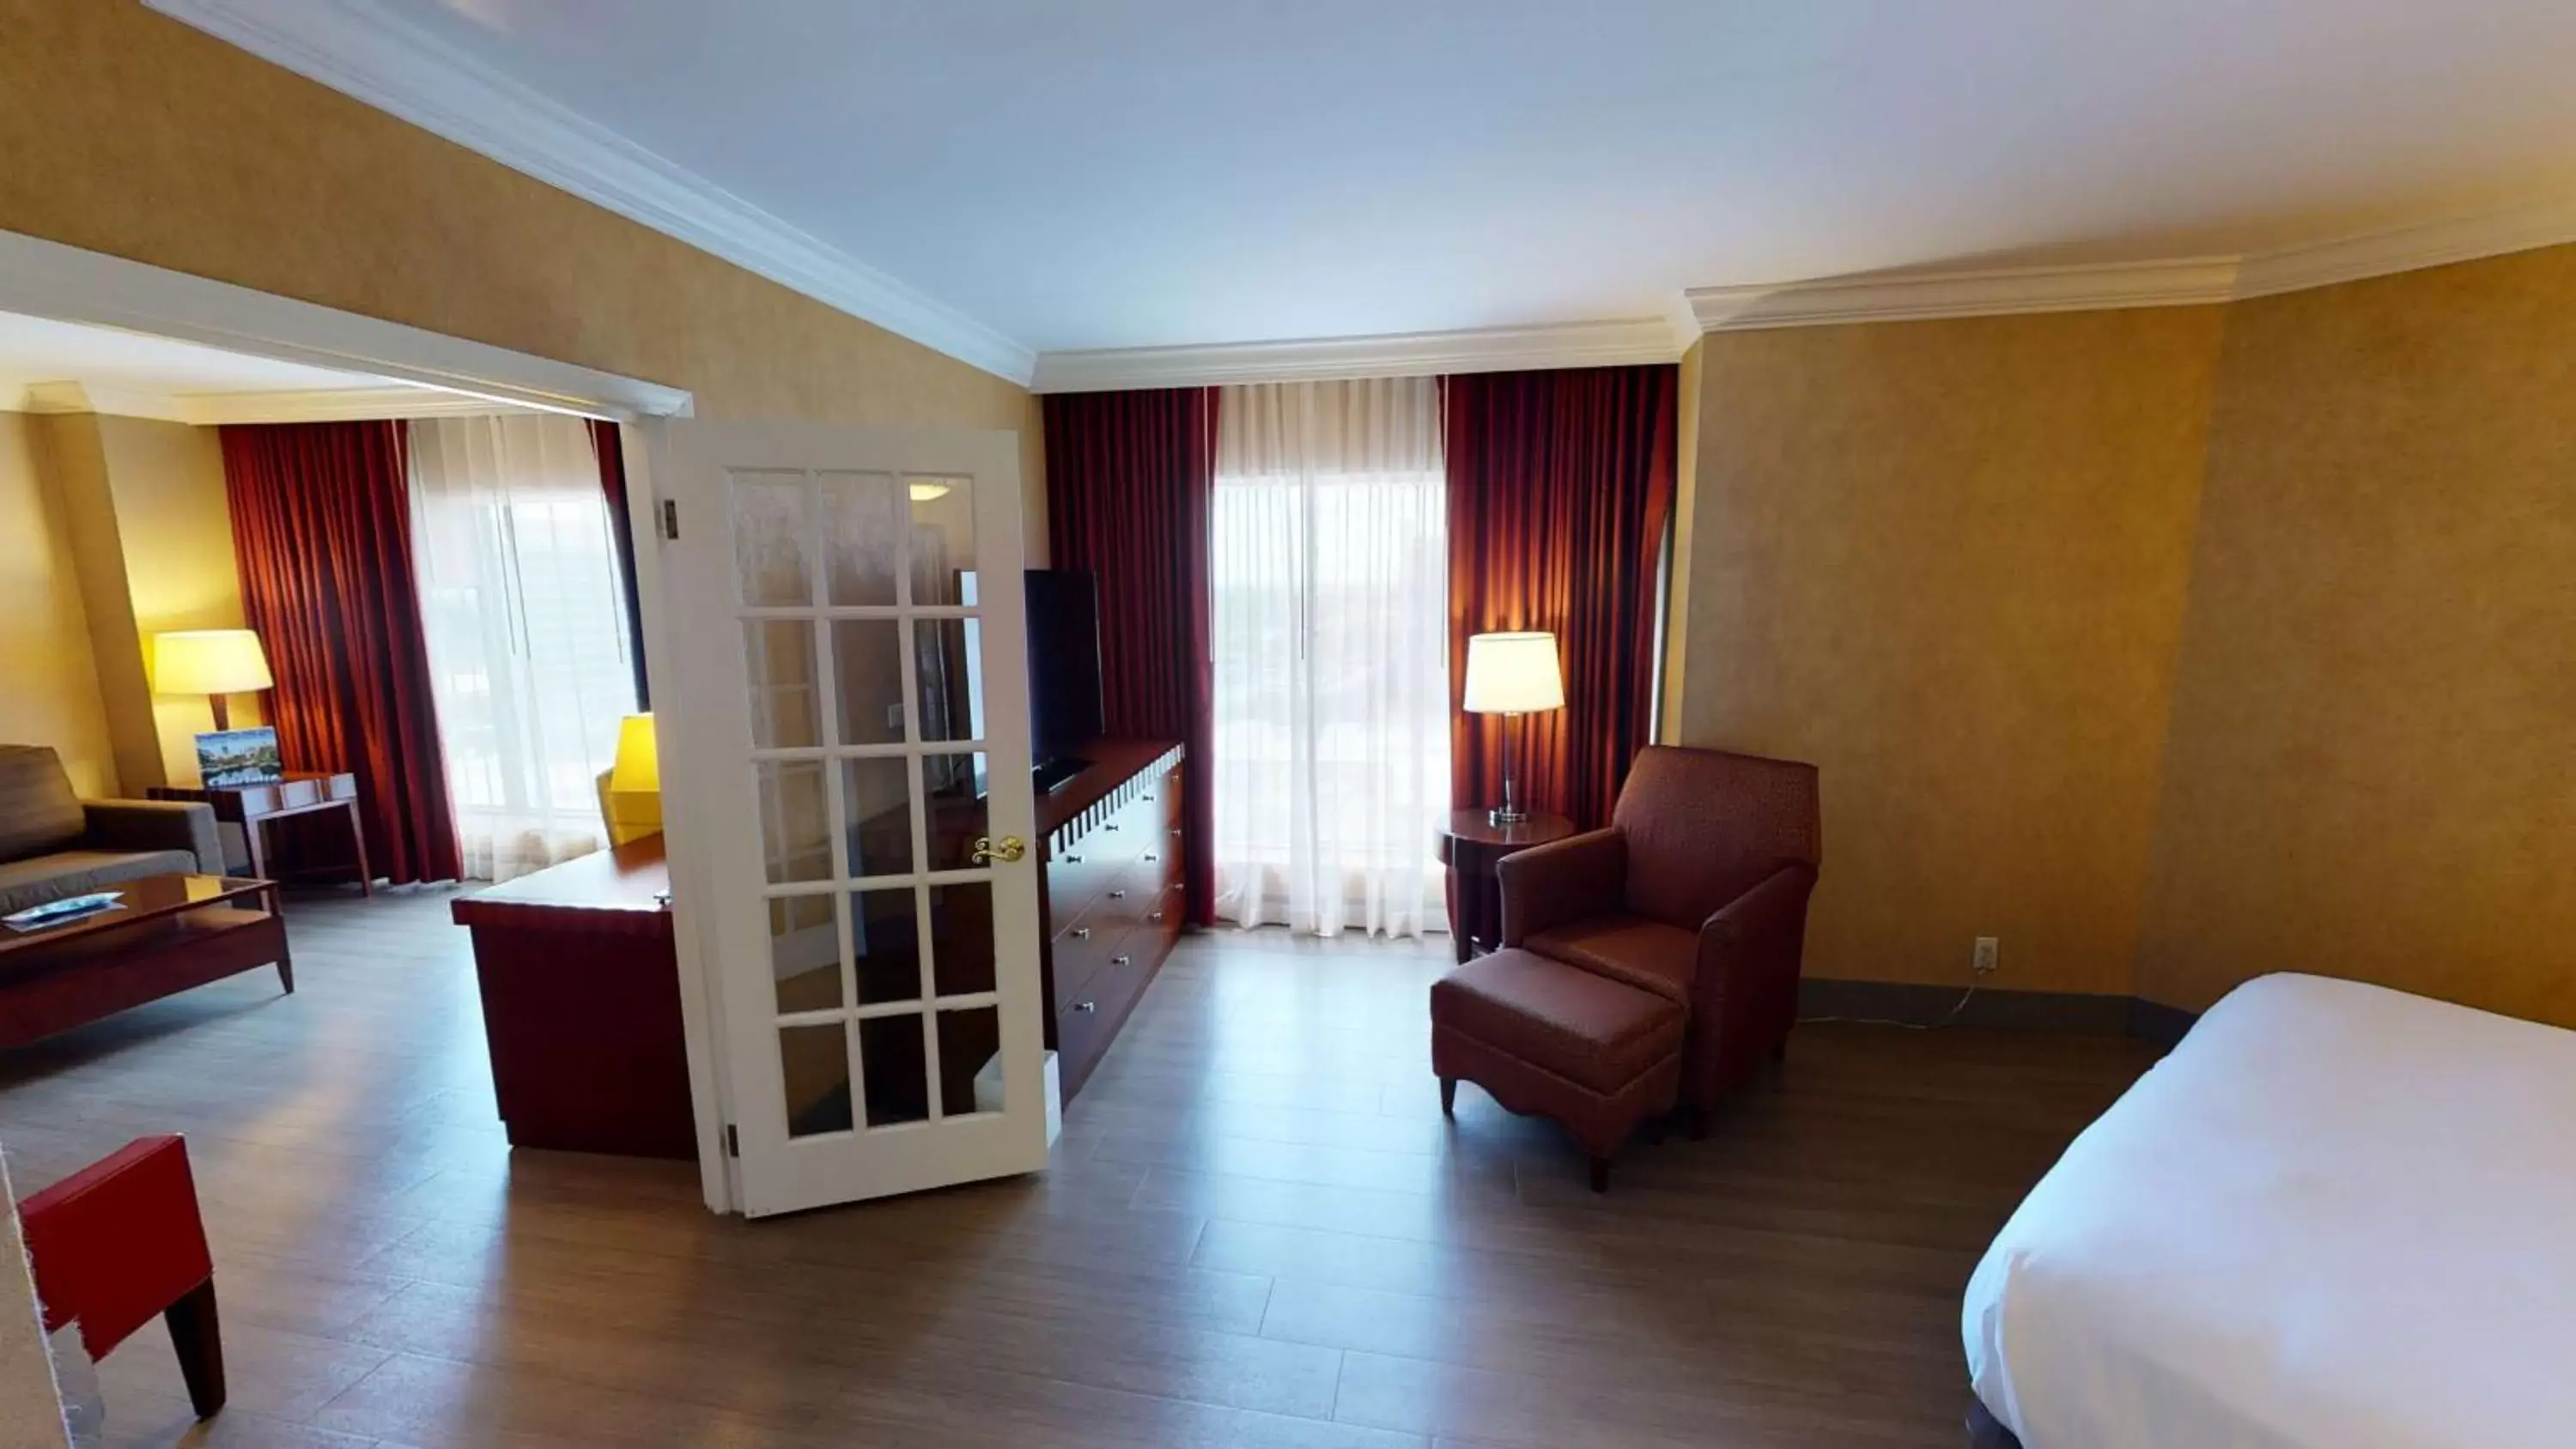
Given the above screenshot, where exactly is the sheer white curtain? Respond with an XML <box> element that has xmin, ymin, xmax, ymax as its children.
<box><xmin>410</xmin><ymin>415</ymin><xmax>637</xmax><ymax>882</ymax></box>
<box><xmin>1212</xmin><ymin>377</ymin><xmax>1450</xmax><ymax>938</ymax></box>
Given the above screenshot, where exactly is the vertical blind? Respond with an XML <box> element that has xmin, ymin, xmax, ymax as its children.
<box><xmin>1210</xmin><ymin>377</ymin><xmax>1450</xmax><ymax>937</ymax></box>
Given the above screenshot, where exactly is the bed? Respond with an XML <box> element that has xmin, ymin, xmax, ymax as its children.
<box><xmin>1962</xmin><ymin>972</ymin><xmax>2576</xmax><ymax>1449</ymax></box>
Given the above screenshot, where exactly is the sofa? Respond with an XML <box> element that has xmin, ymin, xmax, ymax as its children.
<box><xmin>0</xmin><ymin>746</ymin><xmax>221</xmax><ymax>916</ymax></box>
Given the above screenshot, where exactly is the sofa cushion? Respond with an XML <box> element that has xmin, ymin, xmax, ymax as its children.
<box><xmin>1526</xmin><ymin>912</ymin><xmax>1699</xmax><ymax>1008</ymax></box>
<box><xmin>0</xmin><ymin>851</ymin><xmax>197</xmax><ymax>917</ymax></box>
<box><xmin>1431</xmin><ymin>948</ymin><xmax>1684</xmax><ymax>1096</ymax></box>
<box><xmin>0</xmin><ymin>745</ymin><xmax>85</xmax><ymax>864</ymax></box>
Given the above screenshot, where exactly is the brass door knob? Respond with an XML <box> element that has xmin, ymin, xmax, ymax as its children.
<box><xmin>969</xmin><ymin>834</ymin><xmax>1027</xmax><ymax>864</ymax></box>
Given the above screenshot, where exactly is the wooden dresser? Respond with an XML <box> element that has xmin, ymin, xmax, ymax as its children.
<box><xmin>1038</xmin><ymin>740</ymin><xmax>1185</xmax><ymax>1100</ymax></box>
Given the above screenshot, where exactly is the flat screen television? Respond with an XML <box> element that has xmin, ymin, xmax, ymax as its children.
<box><xmin>1024</xmin><ymin>568</ymin><xmax>1104</xmax><ymax>792</ymax></box>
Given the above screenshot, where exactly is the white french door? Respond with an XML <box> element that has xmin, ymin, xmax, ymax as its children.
<box><xmin>655</xmin><ymin>421</ymin><xmax>1046</xmax><ymax>1217</ymax></box>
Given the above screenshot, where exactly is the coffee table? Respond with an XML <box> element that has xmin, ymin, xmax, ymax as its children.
<box><xmin>0</xmin><ymin>876</ymin><xmax>289</xmax><ymax>1047</ymax></box>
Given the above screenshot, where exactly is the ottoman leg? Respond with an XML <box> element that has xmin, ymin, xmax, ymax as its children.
<box><xmin>1439</xmin><ymin>1076</ymin><xmax>1457</xmax><ymax>1118</ymax></box>
<box><xmin>1589</xmin><ymin>1158</ymin><xmax>1611</xmax><ymax>1194</ymax></box>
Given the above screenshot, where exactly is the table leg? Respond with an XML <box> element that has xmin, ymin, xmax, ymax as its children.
<box><xmin>268</xmin><ymin>883</ymin><xmax>294</xmax><ymax>993</ymax></box>
<box><xmin>347</xmin><ymin>800</ymin><xmax>374</xmax><ymax>896</ymax></box>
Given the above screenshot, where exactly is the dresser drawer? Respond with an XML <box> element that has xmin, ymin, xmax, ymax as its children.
<box><xmin>1050</xmin><ymin>905</ymin><xmax>1124</xmax><ymax>1006</ymax></box>
<box><xmin>1055</xmin><ymin>932</ymin><xmax>1156</xmax><ymax>1087</ymax></box>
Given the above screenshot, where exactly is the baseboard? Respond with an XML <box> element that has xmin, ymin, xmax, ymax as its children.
<box><xmin>1799</xmin><ymin>978</ymin><xmax>2198</xmax><ymax>1045</ymax></box>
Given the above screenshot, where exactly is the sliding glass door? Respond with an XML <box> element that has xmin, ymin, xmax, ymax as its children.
<box><xmin>1209</xmin><ymin>377</ymin><xmax>1449</xmax><ymax>938</ymax></box>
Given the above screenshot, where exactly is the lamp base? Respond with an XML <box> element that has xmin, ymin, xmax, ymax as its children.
<box><xmin>1487</xmin><ymin>806</ymin><xmax>1531</xmax><ymax>826</ymax></box>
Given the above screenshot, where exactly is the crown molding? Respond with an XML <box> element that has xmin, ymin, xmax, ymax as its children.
<box><xmin>2232</xmin><ymin>193</ymin><xmax>2576</xmax><ymax>299</ymax></box>
<box><xmin>1032</xmin><ymin>317</ymin><xmax>1682</xmax><ymax>393</ymax></box>
<box><xmin>13</xmin><ymin>378</ymin><xmax>534</xmax><ymax>425</ymax></box>
<box><xmin>1686</xmin><ymin>256</ymin><xmax>2242</xmax><ymax>333</ymax></box>
<box><xmin>145</xmin><ymin>0</ymin><xmax>1036</xmax><ymax>386</ymax></box>
<box><xmin>21</xmin><ymin>381</ymin><xmax>191</xmax><ymax>422</ymax></box>
<box><xmin>183</xmin><ymin>385</ymin><xmax>540</xmax><ymax>423</ymax></box>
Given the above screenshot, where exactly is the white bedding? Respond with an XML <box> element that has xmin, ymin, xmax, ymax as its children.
<box><xmin>1963</xmin><ymin>973</ymin><xmax>2576</xmax><ymax>1449</ymax></box>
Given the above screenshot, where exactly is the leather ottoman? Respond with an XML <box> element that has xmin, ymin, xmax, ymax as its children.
<box><xmin>1431</xmin><ymin>946</ymin><xmax>1685</xmax><ymax>1191</ymax></box>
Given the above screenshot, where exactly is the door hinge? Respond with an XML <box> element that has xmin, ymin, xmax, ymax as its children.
<box><xmin>724</xmin><ymin>1123</ymin><xmax>739</xmax><ymax>1158</ymax></box>
<box><xmin>660</xmin><ymin>498</ymin><xmax>679</xmax><ymax>540</ymax></box>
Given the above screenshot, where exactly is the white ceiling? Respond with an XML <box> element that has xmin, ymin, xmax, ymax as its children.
<box><xmin>154</xmin><ymin>1</ymin><xmax>2576</xmax><ymax>379</ymax></box>
<box><xmin>0</xmin><ymin>311</ymin><xmax>513</xmax><ymax>423</ymax></box>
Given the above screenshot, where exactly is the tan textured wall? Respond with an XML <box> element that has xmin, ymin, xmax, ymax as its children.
<box><xmin>1656</xmin><ymin>338</ymin><xmax>1703</xmax><ymax>743</ymax></box>
<box><xmin>94</xmin><ymin>415</ymin><xmax>251</xmax><ymax>785</ymax></box>
<box><xmin>28</xmin><ymin>412</ymin><xmax>162</xmax><ymax>793</ymax></box>
<box><xmin>0</xmin><ymin>412</ymin><xmax>118</xmax><ymax>798</ymax></box>
<box><xmin>2136</xmin><ymin>246</ymin><xmax>2576</xmax><ymax>1026</ymax></box>
<box><xmin>0</xmin><ymin>0</ymin><xmax>1044</xmax><ymax>556</ymax></box>
<box><xmin>1677</xmin><ymin>310</ymin><xmax>2225</xmax><ymax>992</ymax></box>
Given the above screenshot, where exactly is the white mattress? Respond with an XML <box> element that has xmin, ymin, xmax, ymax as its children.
<box><xmin>1963</xmin><ymin>973</ymin><xmax>2576</xmax><ymax>1449</ymax></box>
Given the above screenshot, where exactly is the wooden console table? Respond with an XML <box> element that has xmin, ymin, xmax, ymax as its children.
<box><xmin>450</xmin><ymin>834</ymin><xmax>694</xmax><ymax>1159</ymax></box>
<box><xmin>149</xmin><ymin>772</ymin><xmax>371</xmax><ymax>895</ymax></box>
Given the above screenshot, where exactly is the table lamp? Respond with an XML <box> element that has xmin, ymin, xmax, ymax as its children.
<box><xmin>600</xmin><ymin>712</ymin><xmax>663</xmax><ymax>846</ymax></box>
<box><xmin>151</xmin><ymin>629</ymin><xmax>272</xmax><ymax>731</ymax></box>
<box><xmin>1462</xmin><ymin>631</ymin><xmax>1564</xmax><ymax>825</ymax></box>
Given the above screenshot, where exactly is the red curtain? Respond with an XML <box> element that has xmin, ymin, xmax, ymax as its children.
<box><xmin>1447</xmin><ymin>365</ymin><xmax>1679</xmax><ymax>831</ymax></box>
<box><xmin>589</xmin><ymin>420</ymin><xmax>650</xmax><ymax>711</ymax></box>
<box><xmin>1043</xmin><ymin>388</ymin><xmax>1218</xmax><ymax>925</ymax></box>
<box><xmin>220</xmin><ymin>422</ymin><xmax>461</xmax><ymax>885</ymax></box>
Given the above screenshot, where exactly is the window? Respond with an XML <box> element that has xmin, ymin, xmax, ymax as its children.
<box><xmin>410</xmin><ymin>415</ymin><xmax>637</xmax><ymax>881</ymax></box>
<box><xmin>1210</xmin><ymin>377</ymin><xmax>1449</xmax><ymax>937</ymax></box>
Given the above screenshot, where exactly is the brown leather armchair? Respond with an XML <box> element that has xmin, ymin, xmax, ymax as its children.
<box><xmin>1497</xmin><ymin>745</ymin><xmax>1820</xmax><ymax>1123</ymax></box>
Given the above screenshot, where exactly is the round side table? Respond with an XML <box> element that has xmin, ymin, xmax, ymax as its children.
<box><xmin>1438</xmin><ymin>809</ymin><xmax>1576</xmax><ymax>963</ymax></box>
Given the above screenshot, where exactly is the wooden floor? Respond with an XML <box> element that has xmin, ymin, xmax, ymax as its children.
<box><xmin>0</xmin><ymin>888</ymin><xmax>2156</xmax><ymax>1448</ymax></box>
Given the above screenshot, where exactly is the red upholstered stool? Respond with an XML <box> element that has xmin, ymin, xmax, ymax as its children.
<box><xmin>1431</xmin><ymin>947</ymin><xmax>1684</xmax><ymax>1191</ymax></box>
<box><xmin>18</xmin><ymin>1136</ymin><xmax>225</xmax><ymax>1419</ymax></box>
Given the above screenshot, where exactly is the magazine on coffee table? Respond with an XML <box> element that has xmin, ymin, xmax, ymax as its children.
<box><xmin>2</xmin><ymin>892</ymin><xmax>125</xmax><ymax>932</ymax></box>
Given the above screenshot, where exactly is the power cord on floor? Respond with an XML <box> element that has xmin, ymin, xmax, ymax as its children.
<box><xmin>1799</xmin><ymin>981</ymin><xmax>1980</xmax><ymax>1031</ymax></box>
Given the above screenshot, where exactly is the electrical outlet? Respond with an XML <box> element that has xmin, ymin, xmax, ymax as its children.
<box><xmin>1971</xmin><ymin>937</ymin><xmax>2000</xmax><ymax>976</ymax></box>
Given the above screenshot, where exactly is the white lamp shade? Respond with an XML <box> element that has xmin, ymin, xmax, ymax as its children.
<box><xmin>151</xmin><ymin>629</ymin><xmax>273</xmax><ymax>696</ymax></box>
<box><xmin>1462</xmin><ymin>632</ymin><xmax>1564</xmax><ymax>713</ymax></box>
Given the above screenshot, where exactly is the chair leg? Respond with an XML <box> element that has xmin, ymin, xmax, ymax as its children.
<box><xmin>1438</xmin><ymin>1076</ymin><xmax>1457</xmax><ymax>1118</ymax></box>
<box><xmin>1588</xmin><ymin>1158</ymin><xmax>1611</xmax><ymax>1194</ymax></box>
<box><xmin>163</xmin><ymin>1278</ymin><xmax>226</xmax><ymax>1419</ymax></box>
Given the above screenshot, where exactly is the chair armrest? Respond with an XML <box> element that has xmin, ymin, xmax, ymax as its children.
<box><xmin>82</xmin><ymin>801</ymin><xmax>220</xmax><ymax>874</ymax></box>
<box><xmin>1498</xmin><ymin>828</ymin><xmax>1625</xmax><ymax>945</ymax></box>
<box><xmin>1692</xmin><ymin>863</ymin><xmax>1819</xmax><ymax>1021</ymax></box>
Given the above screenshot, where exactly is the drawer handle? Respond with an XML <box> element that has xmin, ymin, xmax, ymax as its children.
<box><xmin>1149</xmin><ymin>910</ymin><xmax>1164</xmax><ymax>923</ymax></box>
<box><xmin>1104</xmin><ymin>822</ymin><xmax>1121</xmax><ymax>831</ymax></box>
<box><xmin>1072</xmin><ymin>926</ymin><xmax>1091</xmax><ymax>940</ymax></box>
<box><xmin>1108</xmin><ymin>889</ymin><xmax>1127</xmax><ymax>900</ymax></box>
<box><xmin>1064</xmin><ymin>853</ymin><xmax>1084</xmax><ymax>864</ymax></box>
<box><xmin>1111</xmin><ymin>955</ymin><xmax>1132</xmax><ymax>967</ymax></box>
<box><xmin>1142</xmin><ymin>852</ymin><xmax>1158</xmax><ymax>863</ymax></box>
<box><xmin>1073</xmin><ymin>1000</ymin><xmax>1097</xmax><ymax>1013</ymax></box>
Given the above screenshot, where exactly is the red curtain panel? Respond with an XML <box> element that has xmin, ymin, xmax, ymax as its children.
<box><xmin>220</xmin><ymin>421</ymin><xmax>462</xmax><ymax>885</ymax></box>
<box><xmin>1446</xmin><ymin>364</ymin><xmax>1680</xmax><ymax>830</ymax></box>
<box><xmin>589</xmin><ymin>419</ymin><xmax>650</xmax><ymax>711</ymax></box>
<box><xmin>1042</xmin><ymin>388</ymin><xmax>1218</xmax><ymax>925</ymax></box>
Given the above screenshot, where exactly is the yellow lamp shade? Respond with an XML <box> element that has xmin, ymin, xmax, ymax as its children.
<box><xmin>608</xmin><ymin>713</ymin><xmax>660</xmax><ymax>792</ymax></box>
<box><xmin>152</xmin><ymin>629</ymin><xmax>273</xmax><ymax>696</ymax></box>
<box><xmin>1461</xmin><ymin>632</ymin><xmax>1564</xmax><ymax>714</ymax></box>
